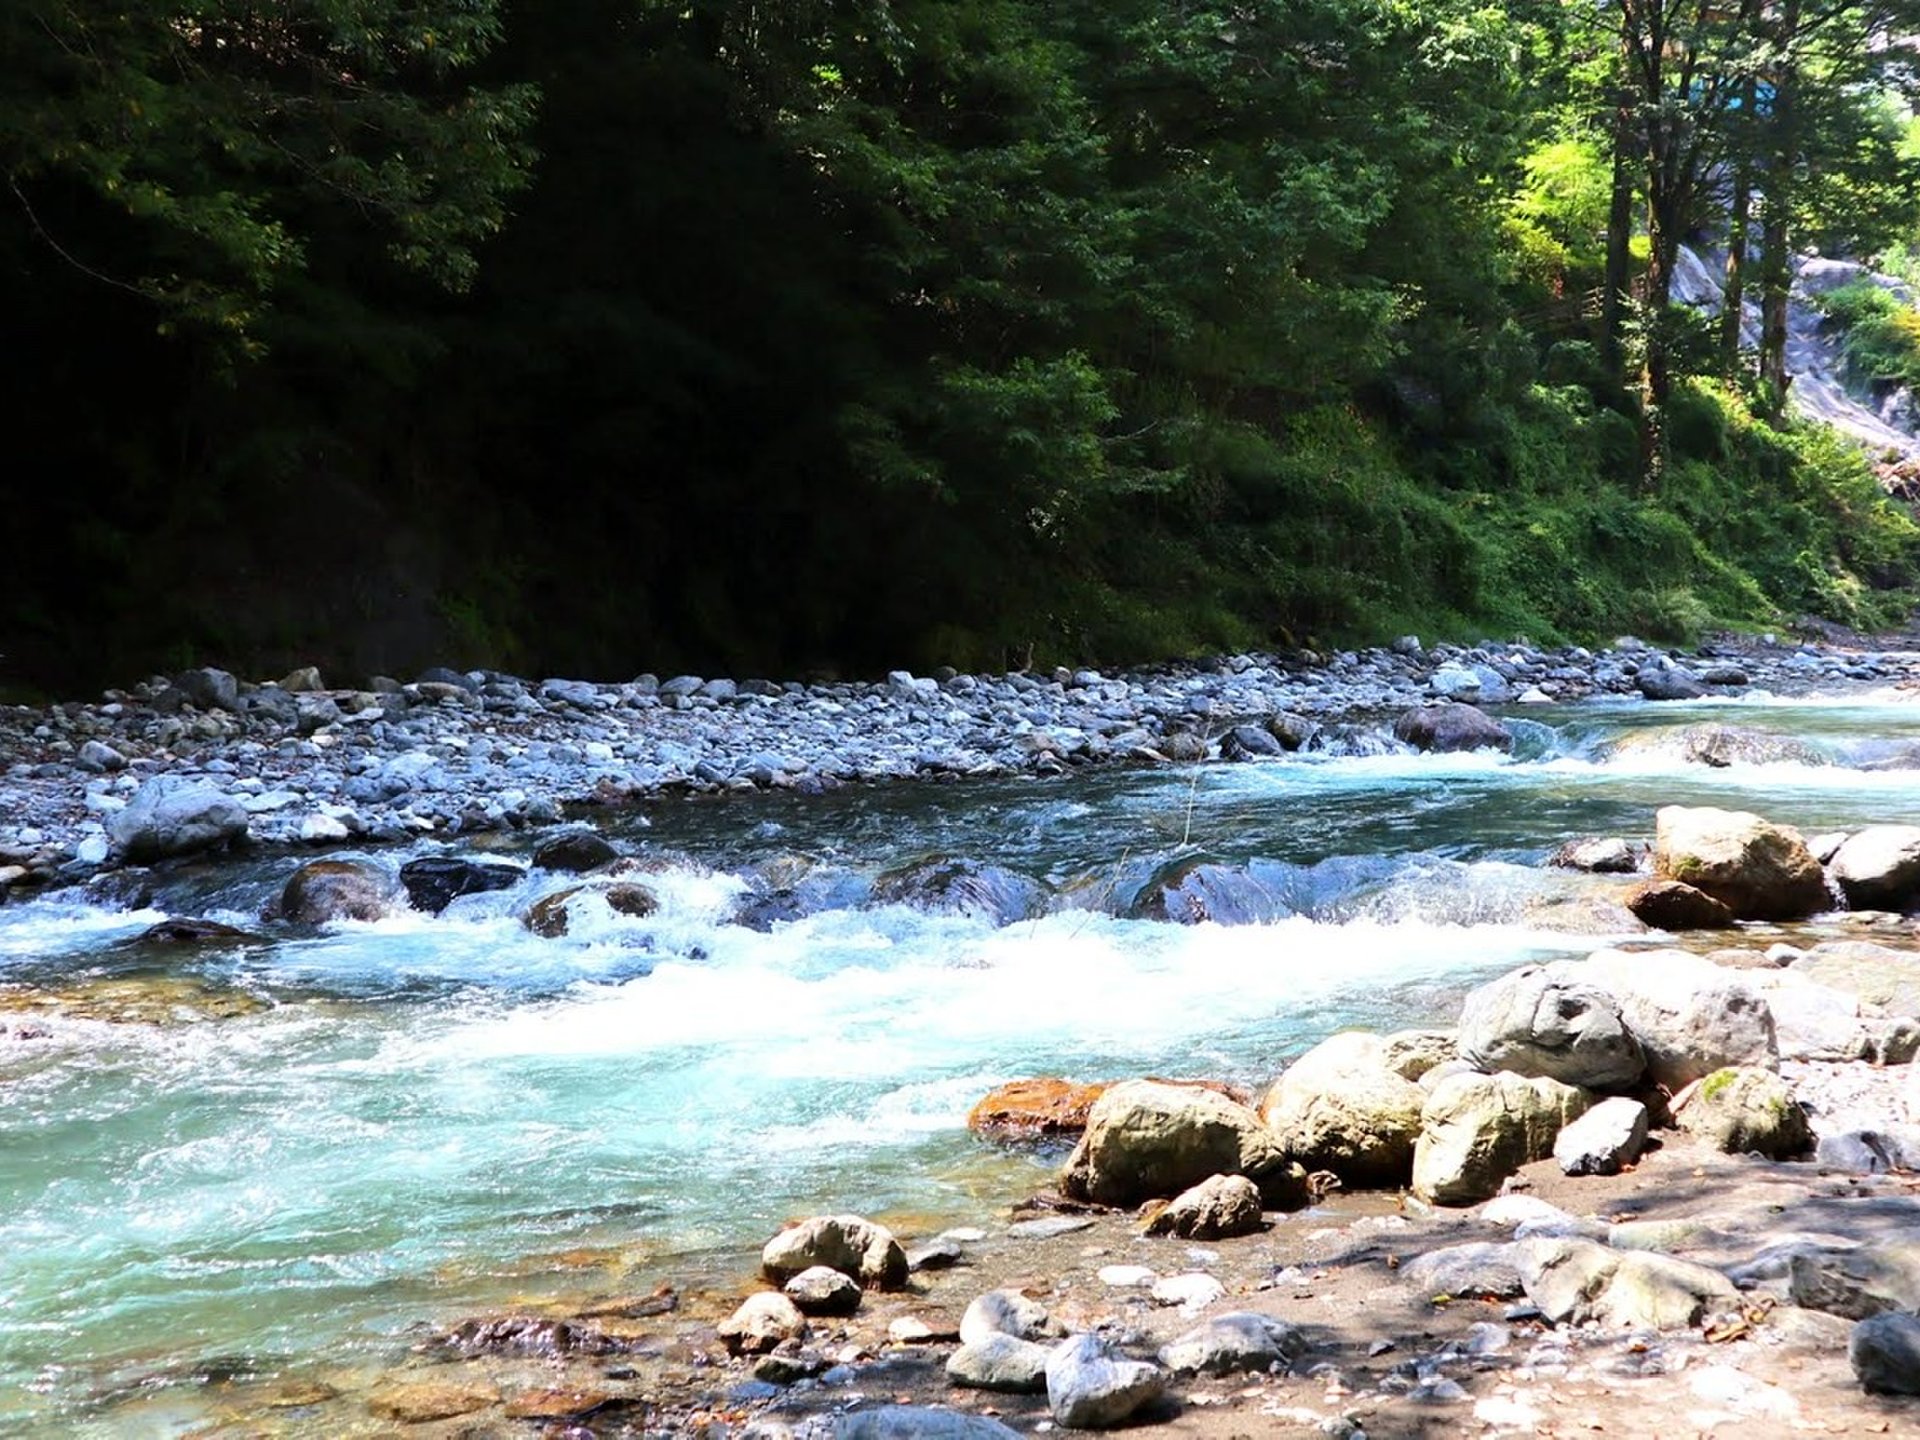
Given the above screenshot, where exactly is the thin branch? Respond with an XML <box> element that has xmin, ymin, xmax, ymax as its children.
<box><xmin>7</xmin><ymin>175</ymin><xmax>150</xmax><ymax>298</ymax></box>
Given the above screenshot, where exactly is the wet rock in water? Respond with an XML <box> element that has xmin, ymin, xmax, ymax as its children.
<box><xmin>436</xmin><ymin>1314</ymin><xmax>624</xmax><ymax>1358</ymax></box>
<box><xmin>1549</xmin><ymin>837</ymin><xmax>1639</xmax><ymax>873</ymax></box>
<box><xmin>1828</xmin><ymin>826</ymin><xmax>1920</xmax><ymax>911</ymax></box>
<box><xmin>107</xmin><ymin>776</ymin><xmax>249</xmax><ymax>862</ymax></box>
<box><xmin>967</xmin><ymin>1077</ymin><xmax>1109</xmax><ymax>1139</ymax></box>
<box><xmin>870</xmin><ymin>856</ymin><xmax>1050</xmax><ymax>924</ymax></box>
<box><xmin>1142</xmin><ymin>1173</ymin><xmax>1264</xmax><ymax>1240</ymax></box>
<box><xmin>1045</xmin><ymin>1334</ymin><xmax>1166</xmax><ymax>1429</ymax></box>
<box><xmin>1675</xmin><ymin>1066</ymin><xmax>1811</xmax><ymax>1157</ymax></box>
<box><xmin>1637</xmin><ymin>659</ymin><xmax>1707</xmax><ymax>700</ymax></box>
<box><xmin>1412</xmin><ymin>1070</ymin><xmax>1593</xmax><ymax>1206</ymax></box>
<box><xmin>532</xmin><ymin>830</ymin><xmax>620</xmax><ymax>873</ymax></box>
<box><xmin>1852</xmin><ymin>1312</ymin><xmax>1920</xmax><ymax>1394</ymax></box>
<box><xmin>1653</xmin><ymin>805</ymin><xmax>1828</xmax><ymax>921</ymax></box>
<box><xmin>784</xmin><ymin>1265</ymin><xmax>862</xmax><ymax>1317</ymax></box>
<box><xmin>835</xmin><ymin>1407</ymin><xmax>1023</xmax><ymax>1439</ymax></box>
<box><xmin>1266</xmin><ymin>711</ymin><xmax>1318</xmax><ymax>750</ymax></box>
<box><xmin>277</xmin><ymin>858</ymin><xmax>400</xmax><ymax>924</ymax></box>
<box><xmin>366</xmin><ymin>1379</ymin><xmax>500</xmax><ymax>1423</ymax></box>
<box><xmin>399</xmin><ymin>855</ymin><xmax>523</xmax><ymax>914</ymax></box>
<box><xmin>1391</xmin><ymin>702</ymin><xmax>1512</xmax><ymax>754</ymax></box>
<box><xmin>1624</xmin><ymin>878</ymin><xmax>1736</xmax><ymax>931</ymax></box>
<box><xmin>1457</xmin><ymin>964</ymin><xmax>1645</xmax><ymax>1091</ymax></box>
<box><xmin>523</xmin><ymin>882</ymin><xmax>658</xmax><ymax>936</ymax></box>
<box><xmin>1</xmin><ymin>973</ymin><xmax>267</xmax><ymax>1025</ymax></box>
<box><xmin>946</xmin><ymin>1332</ymin><xmax>1051</xmax><ymax>1393</ymax></box>
<box><xmin>761</xmin><ymin>1214</ymin><xmax>909</xmax><ymax>1290</ymax></box>
<box><xmin>1553</xmin><ymin>1096</ymin><xmax>1650</xmax><ymax>1176</ymax></box>
<box><xmin>502</xmin><ymin>1388</ymin><xmax>618</xmax><ymax>1421</ymax></box>
<box><xmin>1257</xmin><ymin>1031</ymin><xmax>1426</xmax><ymax>1186</ymax></box>
<box><xmin>1221</xmin><ymin>724</ymin><xmax>1283</xmax><ymax>759</ymax></box>
<box><xmin>1158</xmin><ymin>1312</ymin><xmax>1310</xmax><ymax>1376</ymax></box>
<box><xmin>1126</xmin><ymin>857</ymin><xmax>1291</xmax><ymax>926</ymax></box>
<box><xmin>128</xmin><ymin>917</ymin><xmax>253</xmax><ymax>945</ymax></box>
<box><xmin>718</xmin><ymin>1292</ymin><xmax>807</xmax><ymax>1355</ymax></box>
<box><xmin>960</xmin><ymin>1288</ymin><xmax>1058</xmax><ymax>1346</ymax></box>
<box><xmin>1060</xmin><ymin>1080</ymin><xmax>1307</xmax><ymax>1209</ymax></box>
<box><xmin>1158</xmin><ymin>731</ymin><xmax>1209</xmax><ymax>762</ymax></box>
<box><xmin>1790</xmin><ymin>1242</ymin><xmax>1920</xmax><ymax>1320</ymax></box>
<box><xmin>1583</xmin><ymin>947</ymin><xmax>1779</xmax><ymax>1089</ymax></box>
<box><xmin>1675</xmin><ymin>723</ymin><xmax>1826</xmax><ymax>769</ymax></box>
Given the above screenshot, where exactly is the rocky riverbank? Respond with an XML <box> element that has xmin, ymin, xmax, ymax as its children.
<box><xmin>5</xmin><ymin>630</ymin><xmax>1920</xmax><ymax>893</ymax></box>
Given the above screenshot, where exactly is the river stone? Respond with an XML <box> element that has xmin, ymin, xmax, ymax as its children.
<box><xmin>784</xmin><ymin>1266</ymin><xmax>862</xmax><ymax>1317</ymax></box>
<box><xmin>1794</xmin><ymin>941</ymin><xmax>1920</xmax><ymax>1017</ymax></box>
<box><xmin>1060</xmin><ymin>1080</ymin><xmax>1307</xmax><ymax>1209</ymax></box>
<box><xmin>532</xmin><ymin>830</ymin><xmax>621</xmax><ymax>873</ymax></box>
<box><xmin>835</xmin><ymin>1407</ymin><xmax>1022</xmax><ymax>1439</ymax></box>
<box><xmin>1790</xmin><ymin>1242</ymin><xmax>1920</xmax><ymax>1319</ymax></box>
<box><xmin>1829</xmin><ymin>826</ymin><xmax>1920</xmax><ymax>911</ymax></box>
<box><xmin>1548</xmin><ymin>837</ymin><xmax>1639</xmax><ymax>873</ymax></box>
<box><xmin>1391</xmin><ymin>702</ymin><xmax>1512</xmax><ymax>754</ymax></box>
<box><xmin>366</xmin><ymin>1379</ymin><xmax>500</xmax><ymax>1423</ymax></box>
<box><xmin>1677</xmin><ymin>1066</ymin><xmax>1810</xmax><ymax>1157</ymax></box>
<box><xmin>870</xmin><ymin>856</ymin><xmax>1050</xmax><ymax>924</ymax></box>
<box><xmin>718</xmin><ymin>1292</ymin><xmax>807</xmax><ymax>1355</ymax></box>
<box><xmin>1671</xmin><ymin>723</ymin><xmax>1827</xmax><ymax>769</ymax></box>
<box><xmin>1623</xmin><ymin>878</ymin><xmax>1735</xmax><ymax>931</ymax></box>
<box><xmin>1852</xmin><ymin>1312</ymin><xmax>1920</xmax><ymax>1394</ymax></box>
<box><xmin>1582</xmin><ymin>947</ymin><xmax>1778</xmax><ymax>1089</ymax></box>
<box><xmin>960</xmin><ymin>1288</ymin><xmax>1057</xmax><ymax>1346</ymax></box>
<box><xmin>1412</xmin><ymin>1070</ymin><xmax>1594</xmax><ymax>1206</ymax></box>
<box><xmin>1521</xmin><ymin>1238</ymin><xmax>1737</xmax><ymax>1330</ymax></box>
<box><xmin>1142</xmin><ymin>1173</ymin><xmax>1263</xmax><ymax>1240</ymax></box>
<box><xmin>172</xmin><ymin>666</ymin><xmax>243</xmax><ymax>712</ymax></box>
<box><xmin>1400</xmin><ymin>1242</ymin><xmax>1524</xmax><ymax>1299</ymax></box>
<box><xmin>399</xmin><ymin>855</ymin><xmax>522</xmax><ymax>914</ymax></box>
<box><xmin>1816</xmin><ymin>1129</ymin><xmax>1920</xmax><ymax>1175</ymax></box>
<box><xmin>762</xmin><ymin>1215</ymin><xmax>908</xmax><ymax>1290</ymax></box>
<box><xmin>1456</xmin><ymin>965</ymin><xmax>1645</xmax><ymax>1091</ymax></box>
<box><xmin>967</xmin><ymin>1077</ymin><xmax>1108</xmax><ymax>1138</ymax></box>
<box><xmin>277</xmin><ymin>858</ymin><xmax>399</xmax><ymax>924</ymax></box>
<box><xmin>1158</xmin><ymin>1312</ymin><xmax>1310</xmax><ymax>1375</ymax></box>
<box><xmin>106</xmin><ymin>776</ymin><xmax>249</xmax><ymax>861</ymax></box>
<box><xmin>946</xmin><ymin>1332</ymin><xmax>1051</xmax><ymax>1393</ymax></box>
<box><xmin>1637</xmin><ymin>660</ymin><xmax>1706</xmax><ymax>701</ymax></box>
<box><xmin>1380</xmin><ymin>1028</ymin><xmax>1456</xmax><ymax>1080</ymax></box>
<box><xmin>1045</xmin><ymin>1334</ymin><xmax>1166</xmax><ymax>1429</ymax></box>
<box><xmin>1652</xmin><ymin>806</ymin><xmax>1828</xmax><ymax>920</ymax></box>
<box><xmin>1553</xmin><ymin>1096</ymin><xmax>1650</xmax><ymax>1176</ymax></box>
<box><xmin>1127</xmin><ymin>858</ymin><xmax>1291</xmax><ymax>926</ymax></box>
<box><xmin>1257</xmin><ymin>1031</ymin><xmax>1427</xmax><ymax>1185</ymax></box>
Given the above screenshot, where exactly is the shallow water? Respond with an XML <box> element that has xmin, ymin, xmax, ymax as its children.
<box><xmin>2</xmin><ymin>694</ymin><xmax>1918</xmax><ymax>1430</ymax></box>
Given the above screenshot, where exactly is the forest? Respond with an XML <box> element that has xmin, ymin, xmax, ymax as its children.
<box><xmin>8</xmin><ymin>0</ymin><xmax>1920</xmax><ymax>694</ymax></box>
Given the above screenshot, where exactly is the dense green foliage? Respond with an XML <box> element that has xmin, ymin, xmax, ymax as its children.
<box><xmin>6</xmin><ymin>0</ymin><xmax>1920</xmax><ymax>692</ymax></box>
<box><xmin>1821</xmin><ymin>280</ymin><xmax>1920</xmax><ymax>393</ymax></box>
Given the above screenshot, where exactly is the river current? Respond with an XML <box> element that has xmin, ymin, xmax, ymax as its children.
<box><xmin>3</xmin><ymin>694</ymin><xmax>1918</xmax><ymax>1432</ymax></box>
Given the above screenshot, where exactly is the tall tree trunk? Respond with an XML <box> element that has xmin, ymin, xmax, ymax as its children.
<box><xmin>1603</xmin><ymin>89</ymin><xmax>1637</xmax><ymax>381</ymax></box>
<box><xmin>1720</xmin><ymin>79</ymin><xmax>1755</xmax><ymax>364</ymax></box>
<box><xmin>1756</xmin><ymin>1</ymin><xmax>1800</xmax><ymax>418</ymax></box>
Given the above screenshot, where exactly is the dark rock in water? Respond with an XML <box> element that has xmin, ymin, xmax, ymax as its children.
<box><xmin>434</xmin><ymin>1314</ymin><xmax>625</xmax><ymax>1359</ymax></box>
<box><xmin>83</xmin><ymin>869</ymin><xmax>157</xmax><ymax>911</ymax></box>
<box><xmin>276</xmin><ymin>859</ymin><xmax>399</xmax><ymax>924</ymax></box>
<box><xmin>524</xmin><ymin>882</ymin><xmax>658</xmax><ymax>936</ymax></box>
<box><xmin>532</xmin><ymin>830</ymin><xmax>619</xmax><ymax>873</ymax></box>
<box><xmin>1128</xmin><ymin>857</ymin><xmax>1291</xmax><ymax>926</ymax></box>
<box><xmin>400</xmin><ymin>856</ymin><xmax>523</xmax><ymax>914</ymax></box>
<box><xmin>732</xmin><ymin>889</ymin><xmax>808</xmax><ymax>931</ymax></box>
<box><xmin>1392</xmin><ymin>703</ymin><xmax>1512</xmax><ymax>754</ymax></box>
<box><xmin>1548</xmin><ymin>837</ymin><xmax>1639</xmax><ymax>874</ymax></box>
<box><xmin>1623</xmin><ymin>878</ymin><xmax>1735</xmax><ymax>931</ymax></box>
<box><xmin>1266</xmin><ymin>711</ymin><xmax>1318</xmax><ymax>750</ymax></box>
<box><xmin>870</xmin><ymin>856</ymin><xmax>1050</xmax><ymax>924</ymax></box>
<box><xmin>130</xmin><ymin>918</ymin><xmax>254</xmax><ymax>945</ymax></box>
<box><xmin>1637</xmin><ymin>660</ymin><xmax>1707</xmax><ymax>701</ymax></box>
<box><xmin>1221</xmin><ymin>724</ymin><xmax>1282</xmax><ymax>760</ymax></box>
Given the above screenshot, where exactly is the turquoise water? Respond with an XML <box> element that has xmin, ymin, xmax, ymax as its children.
<box><xmin>2</xmin><ymin>695</ymin><xmax>1918</xmax><ymax>1430</ymax></box>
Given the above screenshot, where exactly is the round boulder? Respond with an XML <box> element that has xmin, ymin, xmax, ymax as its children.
<box><xmin>106</xmin><ymin>776</ymin><xmax>249</xmax><ymax>862</ymax></box>
<box><xmin>1676</xmin><ymin>1066</ymin><xmax>1811</xmax><ymax>1158</ymax></box>
<box><xmin>1060</xmin><ymin>1080</ymin><xmax>1306</xmax><ymax>1209</ymax></box>
<box><xmin>1623</xmin><ymin>878</ymin><xmax>1735</xmax><ymax>931</ymax></box>
<box><xmin>1653</xmin><ymin>805</ymin><xmax>1828</xmax><ymax>921</ymax></box>
<box><xmin>1413</xmin><ymin>1070</ymin><xmax>1593</xmax><ymax>1206</ymax></box>
<box><xmin>277</xmin><ymin>859</ymin><xmax>399</xmax><ymax>924</ymax></box>
<box><xmin>1457</xmin><ymin>964</ymin><xmax>1645</xmax><ymax>1091</ymax></box>
<box><xmin>1392</xmin><ymin>703</ymin><xmax>1512</xmax><ymax>754</ymax></box>
<box><xmin>1257</xmin><ymin>1031</ymin><xmax>1426</xmax><ymax>1186</ymax></box>
<box><xmin>717</xmin><ymin>1291</ymin><xmax>806</xmax><ymax>1356</ymax></box>
<box><xmin>1829</xmin><ymin>826</ymin><xmax>1920</xmax><ymax>911</ymax></box>
<box><xmin>1142</xmin><ymin>1173</ymin><xmax>1264</xmax><ymax>1240</ymax></box>
<box><xmin>761</xmin><ymin>1214</ymin><xmax>908</xmax><ymax>1290</ymax></box>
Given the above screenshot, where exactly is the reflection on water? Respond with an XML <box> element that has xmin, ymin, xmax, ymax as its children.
<box><xmin>2</xmin><ymin>692</ymin><xmax>1918</xmax><ymax>1427</ymax></box>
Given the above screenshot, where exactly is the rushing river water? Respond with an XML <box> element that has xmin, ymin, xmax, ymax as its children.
<box><xmin>3</xmin><ymin>693</ymin><xmax>1920</xmax><ymax>1432</ymax></box>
